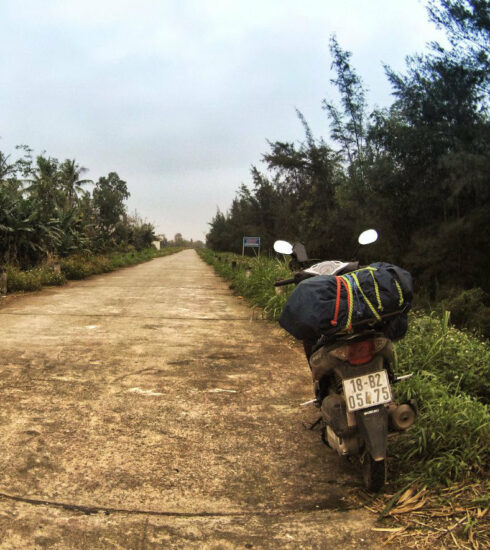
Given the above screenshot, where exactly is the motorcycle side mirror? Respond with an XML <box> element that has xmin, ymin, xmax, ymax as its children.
<box><xmin>358</xmin><ymin>229</ymin><xmax>378</xmax><ymax>246</ymax></box>
<box><xmin>292</xmin><ymin>242</ymin><xmax>309</xmax><ymax>262</ymax></box>
<box><xmin>273</xmin><ymin>240</ymin><xmax>293</xmax><ymax>255</ymax></box>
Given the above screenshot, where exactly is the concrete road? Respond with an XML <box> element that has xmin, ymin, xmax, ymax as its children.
<box><xmin>0</xmin><ymin>250</ymin><xmax>383</xmax><ymax>549</ymax></box>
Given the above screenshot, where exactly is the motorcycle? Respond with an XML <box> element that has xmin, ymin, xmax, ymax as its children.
<box><xmin>273</xmin><ymin>230</ymin><xmax>416</xmax><ymax>492</ymax></box>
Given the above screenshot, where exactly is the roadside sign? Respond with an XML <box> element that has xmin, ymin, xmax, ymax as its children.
<box><xmin>243</xmin><ymin>237</ymin><xmax>260</xmax><ymax>247</ymax></box>
<box><xmin>242</xmin><ymin>236</ymin><xmax>261</xmax><ymax>256</ymax></box>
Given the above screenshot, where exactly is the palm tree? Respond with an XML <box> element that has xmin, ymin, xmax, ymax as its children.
<box><xmin>59</xmin><ymin>159</ymin><xmax>92</xmax><ymax>211</ymax></box>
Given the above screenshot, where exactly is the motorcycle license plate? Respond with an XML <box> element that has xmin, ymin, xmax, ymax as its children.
<box><xmin>343</xmin><ymin>371</ymin><xmax>392</xmax><ymax>412</ymax></box>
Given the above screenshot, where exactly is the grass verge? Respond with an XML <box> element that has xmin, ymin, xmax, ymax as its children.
<box><xmin>3</xmin><ymin>247</ymin><xmax>183</xmax><ymax>293</ymax></box>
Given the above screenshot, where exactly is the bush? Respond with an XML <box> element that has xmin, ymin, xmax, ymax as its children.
<box><xmin>6</xmin><ymin>266</ymin><xmax>42</xmax><ymax>291</ymax></box>
<box><xmin>38</xmin><ymin>267</ymin><xmax>67</xmax><ymax>286</ymax></box>
<box><xmin>440</xmin><ymin>288</ymin><xmax>490</xmax><ymax>338</ymax></box>
<box><xmin>89</xmin><ymin>255</ymin><xmax>113</xmax><ymax>274</ymax></box>
<box><xmin>60</xmin><ymin>256</ymin><xmax>93</xmax><ymax>279</ymax></box>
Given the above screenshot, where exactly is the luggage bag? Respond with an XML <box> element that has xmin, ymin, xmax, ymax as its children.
<box><xmin>279</xmin><ymin>262</ymin><xmax>413</xmax><ymax>342</ymax></box>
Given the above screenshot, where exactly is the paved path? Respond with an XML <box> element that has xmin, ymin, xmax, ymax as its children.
<box><xmin>0</xmin><ymin>250</ymin><xmax>382</xmax><ymax>549</ymax></box>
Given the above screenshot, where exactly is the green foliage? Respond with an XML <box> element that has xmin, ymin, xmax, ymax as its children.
<box><xmin>323</xmin><ymin>35</ymin><xmax>369</xmax><ymax>177</ymax></box>
<box><xmin>60</xmin><ymin>256</ymin><xmax>94</xmax><ymax>279</ymax></box>
<box><xmin>3</xmin><ymin>248</ymin><xmax>183</xmax><ymax>292</ymax></box>
<box><xmin>6</xmin><ymin>266</ymin><xmax>42</xmax><ymax>291</ymax></box>
<box><xmin>165</xmin><ymin>232</ymin><xmax>205</xmax><ymax>248</ymax></box>
<box><xmin>206</xmin><ymin>134</ymin><xmax>345</xmax><ymax>258</ymax></box>
<box><xmin>0</xmin><ymin>148</ymin><xmax>158</xmax><ymax>266</ymax></box>
<box><xmin>129</xmin><ymin>222</ymin><xmax>156</xmax><ymax>250</ymax></box>
<box><xmin>392</xmin><ymin>374</ymin><xmax>489</xmax><ymax>485</ymax></box>
<box><xmin>395</xmin><ymin>311</ymin><xmax>490</xmax><ymax>403</ymax></box>
<box><xmin>59</xmin><ymin>248</ymin><xmax>176</xmax><ymax>279</ymax></box>
<box><xmin>390</xmin><ymin>308</ymin><xmax>490</xmax><ymax>481</ymax></box>
<box><xmin>92</xmin><ymin>172</ymin><xmax>130</xmax><ymax>239</ymax></box>
<box><xmin>6</xmin><ymin>264</ymin><xmax>67</xmax><ymax>291</ymax></box>
<box><xmin>38</xmin><ymin>267</ymin><xmax>67</xmax><ymax>286</ymax></box>
<box><xmin>427</xmin><ymin>0</ymin><xmax>490</xmax><ymax>89</ymax></box>
<box><xmin>393</xmin><ymin>309</ymin><xmax>490</xmax><ymax>483</ymax></box>
<box><xmin>439</xmin><ymin>287</ymin><xmax>490</xmax><ymax>336</ymax></box>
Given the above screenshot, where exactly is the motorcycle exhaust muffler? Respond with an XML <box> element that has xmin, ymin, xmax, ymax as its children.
<box><xmin>388</xmin><ymin>402</ymin><xmax>416</xmax><ymax>431</ymax></box>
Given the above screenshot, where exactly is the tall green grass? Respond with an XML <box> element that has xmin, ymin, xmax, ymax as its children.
<box><xmin>395</xmin><ymin>311</ymin><xmax>490</xmax><ymax>404</ymax></box>
<box><xmin>199</xmin><ymin>248</ymin><xmax>490</xmax><ymax>487</ymax></box>
<box><xmin>391</xmin><ymin>373</ymin><xmax>489</xmax><ymax>485</ymax></box>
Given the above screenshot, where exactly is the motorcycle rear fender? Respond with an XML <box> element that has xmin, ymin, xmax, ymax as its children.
<box><xmin>356</xmin><ymin>406</ymin><xmax>388</xmax><ymax>461</ymax></box>
<box><xmin>310</xmin><ymin>341</ymin><xmax>394</xmax><ymax>382</ymax></box>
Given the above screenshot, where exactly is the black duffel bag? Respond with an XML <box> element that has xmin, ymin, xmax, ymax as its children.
<box><xmin>279</xmin><ymin>262</ymin><xmax>413</xmax><ymax>342</ymax></box>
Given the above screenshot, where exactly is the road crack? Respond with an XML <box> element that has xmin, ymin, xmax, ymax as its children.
<box><xmin>0</xmin><ymin>491</ymin><xmax>363</xmax><ymax>518</ymax></box>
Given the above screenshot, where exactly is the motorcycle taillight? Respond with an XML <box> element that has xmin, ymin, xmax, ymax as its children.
<box><xmin>347</xmin><ymin>340</ymin><xmax>375</xmax><ymax>365</ymax></box>
<box><xmin>329</xmin><ymin>337</ymin><xmax>388</xmax><ymax>364</ymax></box>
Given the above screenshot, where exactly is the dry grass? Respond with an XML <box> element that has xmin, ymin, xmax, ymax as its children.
<box><xmin>340</xmin><ymin>481</ymin><xmax>490</xmax><ymax>549</ymax></box>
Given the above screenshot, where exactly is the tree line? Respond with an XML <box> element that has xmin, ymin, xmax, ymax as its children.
<box><xmin>0</xmin><ymin>147</ymin><xmax>156</xmax><ymax>268</ymax></box>
<box><xmin>160</xmin><ymin>233</ymin><xmax>205</xmax><ymax>249</ymax></box>
<box><xmin>206</xmin><ymin>1</ymin><xmax>489</xmax><ymax>317</ymax></box>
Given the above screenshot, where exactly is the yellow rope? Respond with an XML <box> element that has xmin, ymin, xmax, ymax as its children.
<box><xmin>369</xmin><ymin>270</ymin><xmax>383</xmax><ymax>311</ymax></box>
<box><xmin>347</xmin><ymin>266</ymin><xmax>383</xmax><ymax>310</ymax></box>
<box><xmin>394</xmin><ymin>280</ymin><xmax>404</xmax><ymax>306</ymax></box>
<box><xmin>350</xmin><ymin>273</ymin><xmax>382</xmax><ymax>322</ymax></box>
<box><xmin>342</xmin><ymin>266</ymin><xmax>404</xmax><ymax>318</ymax></box>
<box><xmin>348</xmin><ymin>266</ymin><xmax>377</xmax><ymax>275</ymax></box>
<box><xmin>340</xmin><ymin>275</ymin><xmax>354</xmax><ymax>330</ymax></box>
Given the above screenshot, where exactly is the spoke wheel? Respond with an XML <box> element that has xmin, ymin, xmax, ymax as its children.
<box><xmin>362</xmin><ymin>453</ymin><xmax>386</xmax><ymax>492</ymax></box>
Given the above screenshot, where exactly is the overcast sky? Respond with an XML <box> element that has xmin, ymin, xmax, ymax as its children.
<box><xmin>0</xmin><ymin>0</ymin><xmax>444</xmax><ymax>241</ymax></box>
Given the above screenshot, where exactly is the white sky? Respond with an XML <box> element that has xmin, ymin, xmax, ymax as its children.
<box><xmin>0</xmin><ymin>0</ymin><xmax>444</xmax><ymax>240</ymax></box>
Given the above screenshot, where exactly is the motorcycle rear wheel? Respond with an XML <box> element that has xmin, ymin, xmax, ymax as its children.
<box><xmin>362</xmin><ymin>453</ymin><xmax>386</xmax><ymax>492</ymax></box>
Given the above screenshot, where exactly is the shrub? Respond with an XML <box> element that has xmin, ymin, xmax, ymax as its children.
<box><xmin>90</xmin><ymin>255</ymin><xmax>113</xmax><ymax>274</ymax></box>
<box><xmin>440</xmin><ymin>288</ymin><xmax>490</xmax><ymax>338</ymax></box>
<box><xmin>38</xmin><ymin>267</ymin><xmax>66</xmax><ymax>286</ymax></box>
<box><xmin>60</xmin><ymin>256</ymin><xmax>92</xmax><ymax>279</ymax></box>
<box><xmin>6</xmin><ymin>266</ymin><xmax>42</xmax><ymax>291</ymax></box>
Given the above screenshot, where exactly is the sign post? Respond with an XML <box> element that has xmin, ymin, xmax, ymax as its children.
<box><xmin>242</xmin><ymin>236</ymin><xmax>261</xmax><ymax>257</ymax></box>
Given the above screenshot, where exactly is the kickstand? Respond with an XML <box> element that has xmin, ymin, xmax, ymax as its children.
<box><xmin>302</xmin><ymin>416</ymin><xmax>322</xmax><ymax>431</ymax></box>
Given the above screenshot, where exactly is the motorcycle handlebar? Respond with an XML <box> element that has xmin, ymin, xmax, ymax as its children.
<box><xmin>274</xmin><ymin>278</ymin><xmax>295</xmax><ymax>287</ymax></box>
<box><xmin>274</xmin><ymin>271</ymin><xmax>317</xmax><ymax>287</ymax></box>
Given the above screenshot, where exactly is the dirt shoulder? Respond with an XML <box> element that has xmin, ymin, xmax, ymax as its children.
<box><xmin>0</xmin><ymin>249</ymin><xmax>385</xmax><ymax>548</ymax></box>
